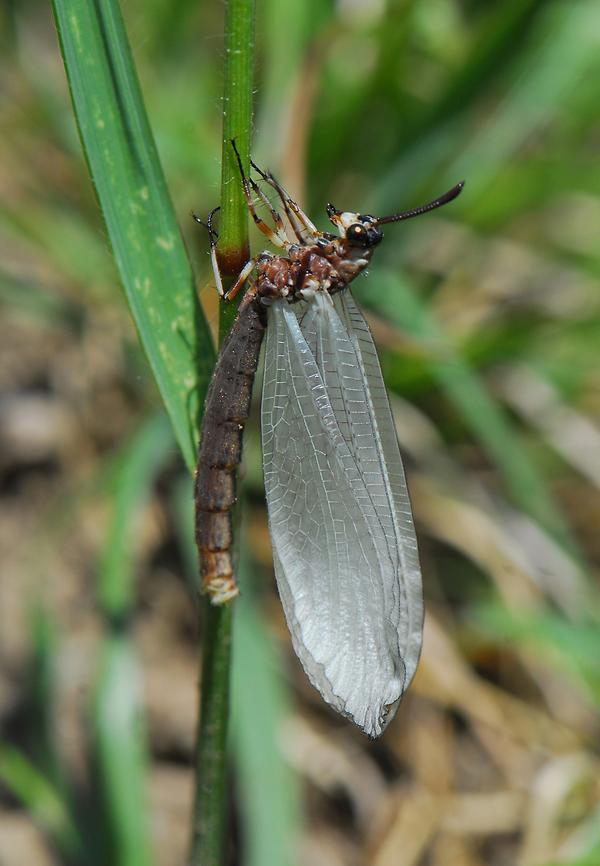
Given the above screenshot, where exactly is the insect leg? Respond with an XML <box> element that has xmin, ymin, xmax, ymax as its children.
<box><xmin>194</xmin><ymin>206</ymin><xmax>258</xmax><ymax>301</ymax></box>
<box><xmin>250</xmin><ymin>160</ymin><xmax>319</xmax><ymax>240</ymax></box>
<box><xmin>231</xmin><ymin>140</ymin><xmax>290</xmax><ymax>249</ymax></box>
<box><xmin>247</xmin><ymin>176</ymin><xmax>290</xmax><ymax>240</ymax></box>
<box><xmin>285</xmin><ymin>196</ymin><xmax>320</xmax><ymax>238</ymax></box>
<box><xmin>250</xmin><ymin>160</ymin><xmax>307</xmax><ymax>243</ymax></box>
<box><xmin>224</xmin><ymin>257</ymin><xmax>257</xmax><ymax>301</ymax></box>
<box><xmin>193</xmin><ymin>207</ymin><xmax>225</xmax><ymax>297</ymax></box>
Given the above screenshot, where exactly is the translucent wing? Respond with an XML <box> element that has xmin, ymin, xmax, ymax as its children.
<box><xmin>261</xmin><ymin>289</ymin><xmax>423</xmax><ymax>737</ymax></box>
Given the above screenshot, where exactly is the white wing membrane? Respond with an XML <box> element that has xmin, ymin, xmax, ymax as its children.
<box><xmin>261</xmin><ymin>290</ymin><xmax>423</xmax><ymax>737</ymax></box>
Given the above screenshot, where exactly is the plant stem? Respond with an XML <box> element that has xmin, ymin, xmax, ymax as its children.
<box><xmin>217</xmin><ymin>0</ymin><xmax>255</xmax><ymax>298</ymax></box>
<box><xmin>189</xmin><ymin>1</ymin><xmax>255</xmax><ymax>864</ymax></box>
<box><xmin>190</xmin><ymin>603</ymin><xmax>233</xmax><ymax>866</ymax></box>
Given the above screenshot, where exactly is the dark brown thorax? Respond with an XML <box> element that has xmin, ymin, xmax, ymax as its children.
<box><xmin>255</xmin><ymin>237</ymin><xmax>375</xmax><ymax>305</ymax></box>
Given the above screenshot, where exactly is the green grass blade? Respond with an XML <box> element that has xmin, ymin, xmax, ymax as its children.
<box><xmin>409</xmin><ymin>0</ymin><xmax>548</xmax><ymax>142</ymax></box>
<box><xmin>232</xmin><ymin>576</ymin><xmax>301</xmax><ymax>866</ymax></box>
<box><xmin>447</xmin><ymin>0</ymin><xmax>600</xmax><ymax>204</ymax></box>
<box><xmin>99</xmin><ymin>413</ymin><xmax>174</xmax><ymax>616</ymax></box>
<box><xmin>476</xmin><ymin>603</ymin><xmax>600</xmax><ymax>706</ymax></box>
<box><xmin>27</xmin><ymin>605</ymin><xmax>68</xmax><ymax>798</ymax></box>
<box><xmin>92</xmin><ymin>636</ymin><xmax>152</xmax><ymax>866</ymax></box>
<box><xmin>51</xmin><ymin>0</ymin><xmax>215</xmax><ymax>472</ymax></box>
<box><xmin>0</xmin><ymin>744</ymin><xmax>81</xmax><ymax>858</ymax></box>
<box><xmin>93</xmin><ymin>415</ymin><xmax>174</xmax><ymax>866</ymax></box>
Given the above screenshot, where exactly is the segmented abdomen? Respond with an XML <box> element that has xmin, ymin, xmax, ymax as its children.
<box><xmin>195</xmin><ymin>289</ymin><xmax>266</xmax><ymax>603</ymax></box>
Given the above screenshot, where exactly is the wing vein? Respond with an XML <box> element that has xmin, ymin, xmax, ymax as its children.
<box><xmin>262</xmin><ymin>291</ymin><xmax>423</xmax><ymax>737</ymax></box>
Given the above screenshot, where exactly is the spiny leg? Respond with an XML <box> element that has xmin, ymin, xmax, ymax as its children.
<box><xmin>248</xmin><ymin>176</ymin><xmax>288</xmax><ymax>239</ymax></box>
<box><xmin>230</xmin><ymin>139</ymin><xmax>291</xmax><ymax>249</ymax></box>
<box><xmin>250</xmin><ymin>160</ymin><xmax>306</xmax><ymax>243</ymax></box>
<box><xmin>283</xmin><ymin>193</ymin><xmax>320</xmax><ymax>238</ymax></box>
<box><xmin>250</xmin><ymin>159</ymin><xmax>320</xmax><ymax>240</ymax></box>
<box><xmin>224</xmin><ymin>257</ymin><xmax>257</xmax><ymax>302</ymax></box>
<box><xmin>194</xmin><ymin>206</ymin><xmax>256</xmax><ymax>301</ymax></box>
<box><xmin>193</xmin><ymin>206</ymin><xmax>224</xmax><ymax>297</ymax></box>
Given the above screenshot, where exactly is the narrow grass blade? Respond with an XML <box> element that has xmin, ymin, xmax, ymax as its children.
<box><xmin>232</xmin><ymin>575</ymin><xmax>301</xmax><ymax>866</ymax></box>
<box><xmin>51</xmin><ymin>0</ymin><xmax>214</xmax><ymax>471</ymax></box>
<box><xmin>446</xmin><ymin>0</ymin><xmax>600</xmax><ymax>203</ymax></box>
<box><xmin>99</xmin><ymin>413</ymin><xmax>174</xmax><ymax>616</ymax></box>
<box><xmin>27</xmin><ymin>605</ymin><xmax>64</xmax><ymax>791</ymax></box>
<box><xmin>0</xmin><ymin>744</ymin><xmax>81</xmax><ymax>858</ymax></box>
<box><xmin>92</xmin><ymin>637</ymin><xmax>152</xmax><ymax>866</ymax></box>
<box><xmin>93</xmin><ymin>415</ymin><xmax>175</xmax><ymax>866</ymax></box>
<box><xmin>476</xmin><ymin>603</ymin><xmax>600</xmax><ymax>706</ymax></box>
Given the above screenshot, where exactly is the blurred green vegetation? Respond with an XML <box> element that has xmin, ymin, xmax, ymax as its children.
<box><xmin>1</xmin><ymin>1</ymin><xmax>600</xmax><ymax>865</ymax></box>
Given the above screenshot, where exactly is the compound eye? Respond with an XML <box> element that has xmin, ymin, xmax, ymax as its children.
<box><xmin>346</xmin><ymin>223</ymin><xmax>366</xmax><ymax>243</ymax></box>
